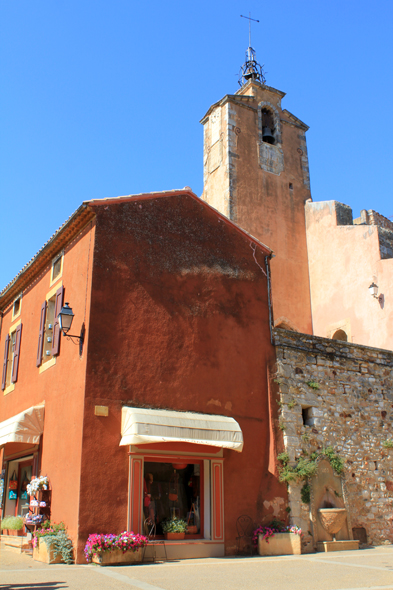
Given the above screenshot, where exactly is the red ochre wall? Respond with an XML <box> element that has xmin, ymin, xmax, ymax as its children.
<box><xmin>0</xmin><ymin>221</ymin><xmax>95</xmax><ymax>546</ymax></box>
<box><xmin>76</xmin><ymin>195</ymin><xmax>287</xmax><ymax>562</ymax></box>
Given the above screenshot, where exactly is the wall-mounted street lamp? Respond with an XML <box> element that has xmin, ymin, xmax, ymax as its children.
<box><xmin>58</xmin><ymin>302</ymin><xmax>85</xmax><ymax>356</ymax></box>
<box><xmin>369</xmin><ymin>282</ymin><xmax>383</xmax><ymax>304</ymax></box>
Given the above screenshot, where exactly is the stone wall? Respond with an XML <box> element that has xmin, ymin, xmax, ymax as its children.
<box><xmin>273</xmin><ymin>328</ymin><xmax>393</xmax><ymax>550</ymax></box>
<box><xmin>353</xmin><ymin>209</ymin><xmax>393</xmax><ymax>231</ymax></box>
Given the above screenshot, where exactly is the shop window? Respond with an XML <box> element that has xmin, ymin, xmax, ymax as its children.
<box><xmin>1</xmin><ymin>323</ymin><xmax>22</xmax><ymax>392</ymax></box>
<box><xmin>143</xmin><ymin>461</ymin><xmax>201</xmax><ymax>536</ymax></box>
<box><xmin>50</xmin><ymin>252</ymin><xmax>64</xmax><ymax>286</ymax></box>
<box><xmin>36</xmin><ymin>285</ymin><xmax>64</xmax><ymax>368</ymax></box>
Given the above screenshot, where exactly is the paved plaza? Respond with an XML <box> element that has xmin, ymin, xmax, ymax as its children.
<box><xmin>1</xmin><ymin>545</ymin><xmax>393</xmax><ymax>590</ymax></box>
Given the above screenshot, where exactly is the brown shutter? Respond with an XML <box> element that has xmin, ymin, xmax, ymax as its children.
<box><xmin>11</xmin><ymin>324</ymin><xmax>22</xmax><ymax>383</ymax></box>
<box><xmin>51</xmin><ymin>286</ymin><xmax>64</xmax><ymax>356</ymax></box>
<box><xmin>1</xmin><ymin>334</ymin><xmax>10</xmax><ymax>390</ymax></box>
<box><xmin>36</xmin><ymin>301</ymin><xmax>47</xmax><ymax>367</ymax></box>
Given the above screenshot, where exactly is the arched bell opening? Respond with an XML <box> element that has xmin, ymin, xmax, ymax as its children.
<box><xmin>261</xmin><ymin>108</ymin><xmax>276</xmax><ymax>145</ymax></box>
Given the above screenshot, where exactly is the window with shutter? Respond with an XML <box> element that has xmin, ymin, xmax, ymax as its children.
<box><xmin>51</xmin><ymin>286</ymin><xmax>64</xmax><ymax>356</ymax></box>
<box><xmin>1</xmin><ymin>334</ymin><xmax>10</xmax><ymax>391</ymax></box>
<box><xmin>11</xmin><ymin>324</ymin><xmax>22</xmax><ymax>383</ymax></box>
<box><xmin>36</xmin><ymin>301</ymin><xmax>47</xmax><ymax>367</ymax></box>
<box><xmin>2</xmin><ymin>324</ymin><xmax>20</xmax><ymax>393</ymax></box>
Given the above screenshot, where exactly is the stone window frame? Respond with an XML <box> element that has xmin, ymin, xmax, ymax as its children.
<box><xmin>257</xmin><ymin>101</ymin><xmax>283</xmax><ymax>146</ymax></box>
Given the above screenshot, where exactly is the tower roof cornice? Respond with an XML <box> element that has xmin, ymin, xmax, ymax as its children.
<box><xmin>200</xmin><ymin>83</ymin><xmax>286</xmax><ymax>124</ymax></box>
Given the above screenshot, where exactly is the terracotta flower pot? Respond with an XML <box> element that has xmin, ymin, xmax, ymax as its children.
<box><xmin>165</xmin><ymin>532</ymin><xmax>185</xmax><ymax>540</ymax></box>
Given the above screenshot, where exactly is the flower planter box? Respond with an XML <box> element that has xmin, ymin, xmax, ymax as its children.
<box><xmin>3</xmin><ymin>529</ymin><xmax>24</xmax><ymax>536</ymax></box>
<box><xmin>258</xmin><ymin>532</ymin><xmax>301</xmax><ymax>556</ymax></box>
<box><xmin>33</xmin><ymin>540</ymin><xmax>63</xmax><ymax>564</ymax></box>
<box><xmin>165</xmin><ymin>532</ymin><xmax>185</xmax><ymax>540</ymax></box>
<box><xmin>91</xmin><ymin>548</ymin><xmax>143</xmax><ymax>566</ymax></box>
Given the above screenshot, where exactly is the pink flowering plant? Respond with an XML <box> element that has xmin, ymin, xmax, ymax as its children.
<box><xmin>32</xmin><ymin>521</ymin><xmax>66</xmax><ymax>548</ymax></box>
<box><xmin>84</xmin><ymin>531</ymin><xmax>148</xmax><ymax>563</ymax></box>
<box><xmin>252</xmin><ymin>520</ymin><xmax>302</xmax><ymax>545</ymax></box>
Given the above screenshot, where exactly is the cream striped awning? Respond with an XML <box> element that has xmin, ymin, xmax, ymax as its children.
<box><xmin>120</xmin><ymin>406</ymin><xmax>243</xmax><ymax>452</ymax></box>
<box><xmin>0</xmin><ymin>403</ymin><xmax>45</xmax><ymax>446</ymax></box>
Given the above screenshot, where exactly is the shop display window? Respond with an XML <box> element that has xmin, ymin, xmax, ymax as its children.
<box><xmin>144</xmin><ymin>461</ymin><xmax>201</xmax><ymax>536</ymax></box>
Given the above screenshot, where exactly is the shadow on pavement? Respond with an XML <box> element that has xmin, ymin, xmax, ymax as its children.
<box><xmin>0</xmin><ymin>583</ymin><xmax>67</xmax><ymax>590</ymax></box>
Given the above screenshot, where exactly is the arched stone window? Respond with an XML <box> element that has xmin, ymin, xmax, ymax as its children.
<box><xmin>332</xmin><ymin>329</ymin><xmax>347</xmax><ymax>342</ymax></box>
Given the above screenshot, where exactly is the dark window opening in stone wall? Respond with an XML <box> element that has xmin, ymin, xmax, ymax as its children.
<box><xmin>262</xmin><ymin>109</ymin><xmax>275</xmax><ymax>145</ymax></box>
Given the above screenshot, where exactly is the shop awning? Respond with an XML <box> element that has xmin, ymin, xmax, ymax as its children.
<box><xmin>0</xmin><ymin>403</ymin><xmax>45</xmax><ymax>446</ymax></box>
<box><xmin>120</xmin><ymin>406</ymin><xmax>243</xmax><ymax>452</ymax></box>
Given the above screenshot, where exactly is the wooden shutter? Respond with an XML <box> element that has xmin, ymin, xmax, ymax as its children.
<box><xmin>51</xmin><ymin>286</ymin><xmax>64</xmax><ymax>356</ymax></box>
<box><xmin>1</xmin><ymin>334</ymin><xmax>10</xmax><ymax>390</ymax></box>
<box><xmin>11</xmin><ymin>324</ymin><xmax>22</xmax><ymax>383</ymax></box>
<box><xmin>36</xmin><ymin>301</ymin><xmax>47</xmax><ymax>367</ymax></box>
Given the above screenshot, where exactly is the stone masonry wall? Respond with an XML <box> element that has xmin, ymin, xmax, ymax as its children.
<box><xmin>273</xmin><ymin>328</ymin><xmax>393</xmax><ymax>550</ymax></box>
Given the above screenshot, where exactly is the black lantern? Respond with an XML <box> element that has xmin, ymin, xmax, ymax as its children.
<box><xmin>57</xmin><ymin>302</ymin><xmax>85</xmax><ymax>355</ymax></box>
<box><xmin>58</xmin><ymin>303</ymin><xmax>74</xmax><ymax>335</ymax></box>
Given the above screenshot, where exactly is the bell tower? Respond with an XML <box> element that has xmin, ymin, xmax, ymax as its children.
<box><xmin>201</xmin><ymin>46</ymin><xmax>313</xmax><ymax>334</ymax></box>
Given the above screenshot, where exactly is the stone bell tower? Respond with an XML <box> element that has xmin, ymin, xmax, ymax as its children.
<box><xmin>201</xmin><ymin>46</ymin><xmax>313</xmax><ymax>334</ymax></box>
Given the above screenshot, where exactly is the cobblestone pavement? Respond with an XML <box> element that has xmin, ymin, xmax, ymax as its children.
<box><xmin>1</xmin><ymin>545</ymin><xmax>393</xmax><ymax>590</ymax></box>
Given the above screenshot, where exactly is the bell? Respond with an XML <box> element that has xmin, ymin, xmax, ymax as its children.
<box><xmin>262</xmin><ymin>126</ymin><xmax>275</xmax><ymax>144</ymax></box>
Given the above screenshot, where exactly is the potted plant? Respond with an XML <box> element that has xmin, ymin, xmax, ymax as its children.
<box><xmin>33</xmin><ymin>521</ymin><xmax>73</xmax><ymax>564</ymax></box>
<box><xmin>161</xmin><ymin>518</ymin><xmax>187</xmax><ymax>540</ymax></box>
<box><xmin>84</xmin><ymin>531</ymin><xmax>148</xmax><ymax>565</ymax></box>
<box><xmin>27</xmin><ymin>475</ymin><xmax>49</xmax><ymax>497</ymax></box>
<box><xmin>253</xmin><ymin>519</ymin><xmax>302</xmax><ymax>556</ymax></box>
<box><xmin>1</xmin><ymin>516</ymin><xmax>25</xmax><ymax>536</ymax></box>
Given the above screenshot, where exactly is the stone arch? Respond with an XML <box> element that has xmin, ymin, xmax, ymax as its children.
<box><xmin>332</xmin><ymin>329</ymin><xmax>348</xmax><ymax>342</ymax></box>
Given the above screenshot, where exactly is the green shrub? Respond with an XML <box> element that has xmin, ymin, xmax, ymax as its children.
<box><xmin>1</xmin><ymin>516</ymin><xmax>24</xmax><ymax>531</ymax></box>
<box><xmin>306</xmin><ymin>381</ymin><xmax>320</xmax><ymax>390</ymax></box>
<box><xmin>300</xmin><ymin>483</ymin><xmax>311</xmax><ymax>504</ymax></box>
<box><xmin>382</xmin><ymin>440</ymin><xmax>393</xmax><ymax>448</ymax></box>
<box><xmin>161</xmin><ymin>518</ymin><xmax>187</xmax><ymax>533</ymax></box>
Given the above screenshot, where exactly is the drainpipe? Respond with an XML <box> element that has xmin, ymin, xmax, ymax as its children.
<box><xmin>265</xmin><ymin>256</ymin><xmax>275</xmax><ymax>345</ymax></box>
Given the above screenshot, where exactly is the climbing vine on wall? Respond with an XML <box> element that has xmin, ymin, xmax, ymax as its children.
<box><xmin>277</xmin><ymin>447</ymin><xmax>344</xmax><ymax>503</ymax></box>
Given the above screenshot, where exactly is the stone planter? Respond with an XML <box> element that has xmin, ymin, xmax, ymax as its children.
<box><xmin>258</xmin><ymin>532</ymin><xmax>301</xmax><ymax>556</ymax></box>
<box><xmin>165</xmin><ymin>532</ymin><xmax>185</xmax><ymax>540</ymax></box>
<box><xmin>33</xmin><ymin>540</ymin><xmax>63</xmax><ymax>564</ymax></box>
<box><xmin>92</xmin><ymin>548</ymin><xmax>143</xmax><ymax>566</ymax></box>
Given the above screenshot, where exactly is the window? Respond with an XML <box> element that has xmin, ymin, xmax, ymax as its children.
<box><xmin>36</xmin><ymin>286</ymin><xmax>64</xmax><ymax>368</ymax></box>
<box><xmin>1</xmin><ymin>323</ymin><xmax>22</xmax><ymax>392</ymax></box>
<box><xmin>302</xmin><ymin>406</ymin><xmax>314</xmax><ymax>427</ymax></box>
<box><xmin>143</xmin><ymin>461</ymin><xmax>202</xmax><ymax>536</ymax></box>
<box><xmin>12</xmin><ymin>294</ymin><xmax>22</xmax><ymax>320</ymax></box>
<box><xmin>50</xmin><ymin>252</ymin><xmax>64</xmax><ymax>286</ymax></box>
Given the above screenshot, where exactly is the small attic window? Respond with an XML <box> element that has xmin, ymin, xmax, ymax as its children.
<box><xmin>12</xmin><ymin>294</ymin><xmax>22</xmax><ymax>320</ymax></box>
<box><xmin>332</xmin><ymin>329</ymin><xmax>347</xmax><ymax>342</ymax></box>
<box><xmin>262</xmin><ymin>108</ymin><xmax>276</xmax><ymax>145</ymax></box>
<box><xmin>51</xmin><ymin>252</ymin><xmax>64</xmax><ymax>285</ymax></box>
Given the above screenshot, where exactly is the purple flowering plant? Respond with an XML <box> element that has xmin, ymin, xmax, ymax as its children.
<box><xmin>84</xmin><ymin>531</ymin><xmax>148</xmax><ymax>563</ymax></box>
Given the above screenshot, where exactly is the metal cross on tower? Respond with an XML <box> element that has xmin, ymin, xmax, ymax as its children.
<box><xmin>239</xmin><ymin>13</ymin><xmax>266</xmax><ymax>87</ymax></box>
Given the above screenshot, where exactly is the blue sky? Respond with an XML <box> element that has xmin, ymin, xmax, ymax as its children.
<box><xmin>1</xmin><ymin>0</ymin><xmax>392</xmax><ymax>289</ymax></box>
